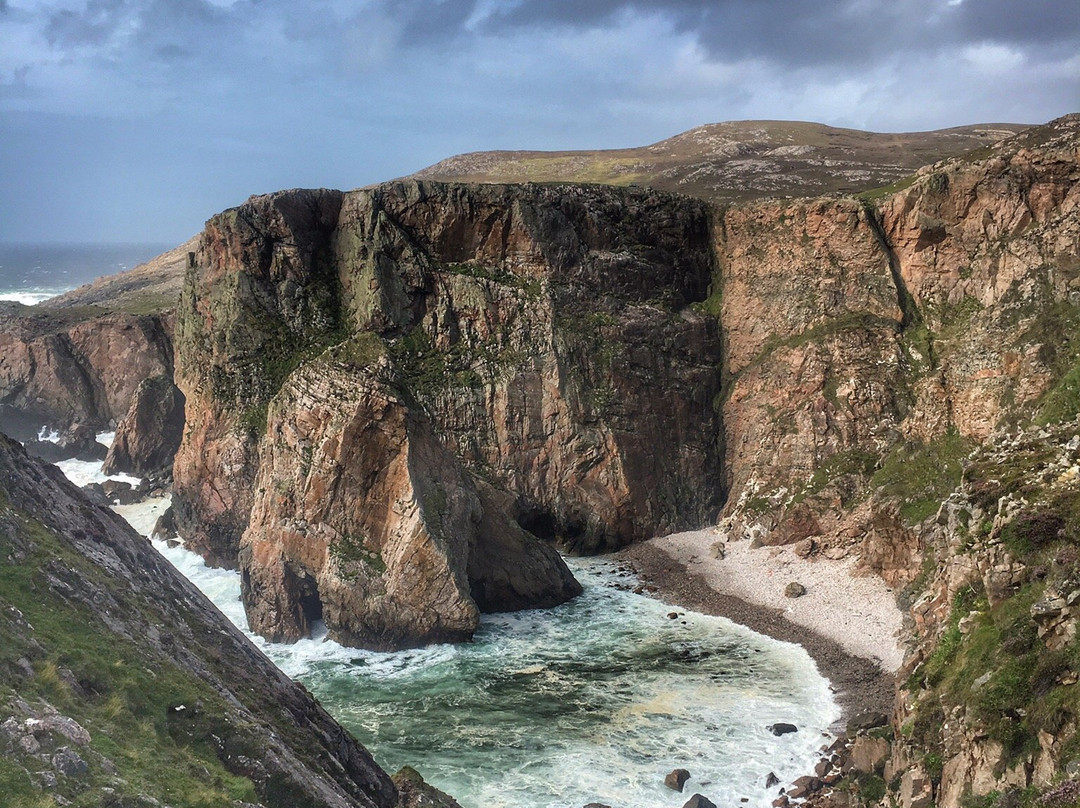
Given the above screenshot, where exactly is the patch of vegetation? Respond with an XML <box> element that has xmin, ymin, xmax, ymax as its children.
<box><xmin>965</xmin><ymin>442</ymin><xmax>1058</xmax><ymax>512</ymax></box>
<box><xmin>0</xmin><ymin>510</ymin><xmax>260</xmax><ymax>807</ymax></box>
<box><xmin>329</xmin><ymin>533</ymin><xmax>386</xmax><ymax>577</ymax></box>
<box><xmin>746</xmin><ymin>311</ymin><xmax>898</xmax><ymax>371</ymax></box>
<box><xmin>857</xmin><ymin>173</ymin><xmax>920</xmax><ymax>202</ymax></box>
<box><xmin>871</xmin><ymin>430</ymin><xmax>974</xmax><ymax>524</ymax></box>
<box><xmin>443</xmin><ymin>262</ymin><xmax>543</xmax><ymax>299</ymax></box>
<box><xmin>792</xmin><ymin>449</ymin><xmax>879</xmax><ymax>506</ymax></box>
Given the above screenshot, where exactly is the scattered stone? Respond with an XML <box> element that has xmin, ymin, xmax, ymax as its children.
<box><xmin>51</xmin><ymin>747</ymin><xmax>89</xmax><ymax>777</ymax></box>
<box><xmin>101</xmin><ymin>480</ymin><xmax>139</xmax><ymax>505</ymax></box>
<box><xmin>765</xmin><ymin>772</ymin><xmax>780</xmax><ymax>788</ymax></box>
<box><xmin>15</xmin><ymin>657</ymin><xmax>35</xmax><ymax>679</ymax></box>
<box><xmin>710</xmin><ymin>541</ymin><xmax>725</xmax><ymax>559</ymax></box>
<box><xmin>35</xmin><ymin>770</ymin><xmax>58</xmax><ymax>789</ymax></box>
<box><xmin>787</xmin><ymin>776</ymin><xmax>821</xmax><ymax>799</ymax></box>
<box><xmin>665</xmin><ymin>769</ymin><xmax>691</xmax><ymax>792</ymax></box>
<box><xmin>668</xmin><ymin>612</ymin><xmax>680</xmax><ymax>619</ymax></box>
<box><xmin>784</xmin><ymin>582</ymin><xmax>806</xmax><ymax>598</ymax></box>
<box><xmin>80</xmin><ymin>482</ymin><xmax>110</xmax><ymax>507</ymax></box>
<box><xmin>683</xmin><ymin>795</ymin><xmax>717</xmax><ymax>808</ymax></box>
<box><xmin>19</xmin><ymin>734</ymin><xmax>41</xmax><ymax>754</ymax></box>
<box><xmin>793</xmin><ymin>538</ymin><xmax>816</xmax><ymax>559</ymax></box>
<box><xmin>769</xmin><ymin>723</ymin><xmax>798</xmax><ymax>736</ymax></box>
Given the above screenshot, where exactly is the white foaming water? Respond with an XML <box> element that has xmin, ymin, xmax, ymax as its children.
<box><xmin>0</xmin><ymin>289</ymin><xmax>69</xmax><ymax>305</ymax></box>
<box><xmin>55</xmin><ymin>445</ymin><xmax>840</xmax><ymax>808</ymax></box>
<box><xmin>52</xmin><ymin>431</ymin><xmax>141</xmax><ymax>488</ymax></box>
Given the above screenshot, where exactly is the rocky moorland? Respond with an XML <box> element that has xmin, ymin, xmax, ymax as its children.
<box><xmin>0</xmin><ymin>113</ymin><xmax>1078</xmax><ymax>808</ymax></box>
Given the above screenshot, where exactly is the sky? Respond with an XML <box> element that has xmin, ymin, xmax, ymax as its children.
<box><xmin>1</xmin><ymin>0</ymin><xmax>1078</xmax><ymax>245</ymax></box>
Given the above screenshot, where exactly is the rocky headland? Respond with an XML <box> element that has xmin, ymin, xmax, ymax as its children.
<box><xmin>2</xmin><ymin>113</ymin><xmax>1080</xmax><ymax>808</ymax></box>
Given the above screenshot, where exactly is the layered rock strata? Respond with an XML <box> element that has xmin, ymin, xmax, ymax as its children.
<box><xmin>170</xmin><ymin>181</ymin><xmax>722</xmax><ymax>644</ymax></box>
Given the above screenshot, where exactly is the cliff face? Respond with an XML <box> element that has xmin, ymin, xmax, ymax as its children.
<box><xmin>0</xmin><ymin>308</ymin><xmax>174</xmax><ymax>439</ymax></box>
<box><xmin>0</xmin><ymin>433</ymin><xmax>397</xmax><ymax>808</ymax></box>
<box><xmin>716</xmin><ymin>116</ymin><xmax>1080</xmax><ymax>583</ymax></box>
<box><xmin>171</xmin><ymin>181</ymin><xmax>721</xmax><ymax>645</ymax></box>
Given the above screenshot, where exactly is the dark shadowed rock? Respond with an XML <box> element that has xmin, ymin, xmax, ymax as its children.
<box><xmin>765</xmin><ymin>772</ymin><xmax>780</xmax><ymax>788</ymax></box>
<box><xmin>392</xmin><ymin>766</ymin><xmax>462</xmax><ymax>808</ymax></box>
<box><xmin>665</xmin><ymin>768</ymin><xmax>691</xmax><ymax>792</ymax></box>
<box><xmin>0</xmin><ymin>433</ymin><xmax>398</xmax><ymax>808</ymax></box>
<box><xmin>769</xmin><ymin>723</ymin><xmax>799</xmax><ymax>736</ymax></box>
<box><xmin>683</xmin><ymin>794</ymin><xmax>717</xmax><ymax>808</ymax></box>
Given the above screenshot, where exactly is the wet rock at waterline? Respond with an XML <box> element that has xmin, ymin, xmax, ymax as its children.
<box><xmin>392</xmin><ymin>767</ymin><xmax>463</xmax><ymax>808</ymax></box>
<box><xmin>683</xmin><ymin>794</ymin><xmax>718</xmax><ymax>808</ymax></box>
<box><xmin>666</xmin><ymin>769</ymin><xmax>692</xmax><ymax>792</ymax></box>
<box><xmin>769</xmin><ymin>723</ymin><xmax>799</xmax><ymax>736</ymax></box>
<box><xmin>23</xmin><ymin>425</ymin><xmax>106</xmax><ymax>463</ymax></box>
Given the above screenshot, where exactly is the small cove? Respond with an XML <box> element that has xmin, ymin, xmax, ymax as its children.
<box><xmin>74</xmin><ymin>448</ymin><xmax>841</xmax><ymax>808</ymax></box>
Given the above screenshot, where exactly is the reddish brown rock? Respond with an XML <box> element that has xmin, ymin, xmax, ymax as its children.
<box><xmin>238</xmin><ymin>353</ymin><xmax>580</xmax><ymax>649</ymax></box>
<box><xmin>0</xmin><ymin>309</ymin><xmax>173</xmax><ymax>438</ymax></box>
<box><xmin>103</xmin><ymin>374</ymin><xmax>185</xmax><ymax>477</ymax></box>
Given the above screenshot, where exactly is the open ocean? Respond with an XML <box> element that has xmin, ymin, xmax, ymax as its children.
<box><xmin>0</xmin><ymin>243</ymin><xmax>171</xmax><ymax>304</ymax></box>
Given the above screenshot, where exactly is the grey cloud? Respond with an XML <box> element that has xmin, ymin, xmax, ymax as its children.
<box><xmin>473</xmin><ymin>0</ymin><xmax>1080</xmax><ymax>70</ymax></box>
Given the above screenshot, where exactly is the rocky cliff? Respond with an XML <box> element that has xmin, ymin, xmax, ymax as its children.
<box><xmin>169</xmin><ymin>180</ymin><xmax>721</xmax><ymax>645</ymax></box>
<box><xmin>4</xmin><ymin>113</ymin><xmax>1078</xmax><ymax>806</ymax></box>
<box><xmin>0</xmin><ymin>432</ymin><xmax>398</xmax><ymax>807</ymax></box>
<box><xmin>0</xmin><ymin>306</ymin><xmax>174</xmax><ymax>440</ymax></box>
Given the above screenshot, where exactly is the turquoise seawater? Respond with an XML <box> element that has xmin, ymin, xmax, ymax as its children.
<box><xmin>61</xmin><ymin>428</ymin><xmax>841</xmax><ymax>808</ymax></box>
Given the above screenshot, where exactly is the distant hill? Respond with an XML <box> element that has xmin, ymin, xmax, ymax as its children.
<box><xmin>411</xmin><ymin>120</ymin><xmax>1029</xmax><ymax>201</ymax></box>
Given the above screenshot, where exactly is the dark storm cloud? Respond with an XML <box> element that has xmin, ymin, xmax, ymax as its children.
<box><xmin>475</xmin><ymin>0</ymin><xmax>1079</xmax><ymax>68</ymax></box>
<box><xmin>1</xmin><ymin>0</ymin><xmax>1076</xmax><ymax>243</ymax></box>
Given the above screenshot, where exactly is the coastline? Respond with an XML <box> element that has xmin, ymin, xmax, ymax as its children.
<box><xmin>620</xmin><ymin>536</ymin><xmax>899</xmax><ymax>726</ymax></box>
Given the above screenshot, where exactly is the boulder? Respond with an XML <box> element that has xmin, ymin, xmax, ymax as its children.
<box><xmin>787</xmin><ymin>776</ymin><xmax>821</xmax><ymax>799</ymax></box>
<box><xmin>683</xmin><ymin>795</ymin><xmax>717</xmax><ymax>808</ymax></box>
<box><xmin>24</xmin><ymin>424</ymin><xmax>106</xmax><ymax>463</ymax></box>
<box><xmin>784</xmin><ymin>582</ymin><xmax>807</xmax><ymax>598</ymax></box>
<box><xmin>393</xmin><ymin>766</ymin><xmax>462</xmax><ymax>808</ymax></box>
<box><xmin>849</xmin><ymin>735</ymin><xmax>890</xmax><ymax>774</ymax></box>
<box><xmin>665</xmin><ymin>769</ymin><xmax>692</xmax><ymax>792</ymax></box>
<box><xmin>769</xmin><ymin>723</ymin><xmax>799</xmax><ymax>736</ymax></box>
<box><xmin>848</xmin><ymin>712</ymin><xmax>889</xmax><ymax>733</ymax></box>
<box><xmin>765</xmin><ymin>772</ymin><xmax>780</xmax><ymax>788</ymax></box>
<box><xmin>101</xmin><ymin>480</ymin><xmax>139</xmax><ymax>505</ymax></box>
